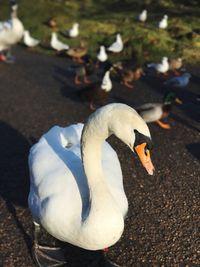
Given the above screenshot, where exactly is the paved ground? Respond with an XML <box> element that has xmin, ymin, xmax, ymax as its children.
<box><xmin>0</xmin><ymin>46</ymin><xmax>199</xmax><ymax>267</ymax></box>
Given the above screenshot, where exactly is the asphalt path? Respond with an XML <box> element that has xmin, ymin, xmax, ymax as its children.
<box><xmin>0</xmin><ymin>46</ymin><xmax>199</xmax><ymax>267</ymax></box>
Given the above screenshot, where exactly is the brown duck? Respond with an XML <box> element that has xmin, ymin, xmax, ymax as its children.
<box><xmin>66</xmin><ymin>40</ymin><xmax>87</xmax><ymax>63</ymax></box>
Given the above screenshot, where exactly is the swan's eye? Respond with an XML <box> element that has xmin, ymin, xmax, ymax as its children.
<box><xmin>144</xmin><ymin>146</ymin><xmax>148</xmax><ymax>156</ymax></box>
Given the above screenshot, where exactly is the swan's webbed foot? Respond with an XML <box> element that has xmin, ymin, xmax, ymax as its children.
<box><xmin>33</xmin><ymin>244</ymin><xmax>67</xmax><ymax>267</ymax></box>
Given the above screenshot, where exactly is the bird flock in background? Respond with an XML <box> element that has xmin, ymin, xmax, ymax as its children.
<box><xmin>0</xmin><ymin>2</ymin><xmax>196</xmax><ymax>128</ymax></box>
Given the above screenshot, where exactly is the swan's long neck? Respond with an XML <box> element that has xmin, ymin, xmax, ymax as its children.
<box><xmin>80</xmin><ymin>112</ymin><xmax>124</xmax><ymax>243</ymax></box>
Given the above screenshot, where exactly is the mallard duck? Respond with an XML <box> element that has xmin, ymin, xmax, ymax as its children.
<box><xmin>79</xmin><ymin>69</ymin><xmax>113</xmax><ymax>110</ymax></box>
<box><xmin>169</xmin><ymin>58</ymin><xmax>183</xmax><ymax>74</ymax></box>
<box><xmin>163</xmin><ymin>73</ymin><xmax>191</xmax><ymax>88</ymax></box>
<box><xmin>45</xmin><ymin>17</ymin><xmax>57</xmax><ymax>29</ymax></box>
<box><xmin>120</xmin><ymin>67</ymin><xmax>145</xmax><ymax>89</ymax></box>
<box><xmin>158</xmin><ymin>15</ymin><xmax>168</xmax><ymax>29</ymax></box>
<box><xmin>107</xmin><ymin>34</ymin><xmax>123</xmax><ymax>53</ymax></box>
<box><xmin>66</xmin><ymin>40</ymin><xmax>87</xmax><ymax>63</ymax></box>
<box><xmin>138</xmin><ymin>10</ymin><xmax>147</xmax><ymax>22</ymax></box>
<box><xmin>136</xmin><ymin>92</ymin><xmax>181</xmax><ymax>129</ymax></box>
<box><xmin>147</xmin><ymin>57</ymin><xmax>169</xmax><ymax>74</ymax></box>
<box><xmin>0</xmin><ymin>3</ymin><xmax>24</xmax><ymax>62</ymax></box>
<box><xmin>70</xmin><ymin>57</ymin><xmax>94</xmax><ymax>85</ymax></box>
<box><xmin>28</xmin><ymin>103</ymin><xmax>154</xmax><ymax>267</ymax></box>
<box><xmin>23</xmin><ymin>30</ymin><xmax>40</xmax><ymax>48</ymax></box>
<box><xmin>50</xmin><ymin>32</ymin><xmax>69</xmax><ymax>51</ymax></box>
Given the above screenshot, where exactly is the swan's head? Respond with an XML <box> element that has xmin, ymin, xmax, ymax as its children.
<box><xmin>101</xmin><ymin>104</ymin><xmax>154</xmax><ymax>175</ymax></box>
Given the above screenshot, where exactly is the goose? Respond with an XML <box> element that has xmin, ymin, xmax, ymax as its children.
<box><xmin>147</xmin><ymin>57</ymin><xmax>169</xmax><ymax>74</ymax></box>
<box><xmin>97</xmin><ymin>45</ymin><xmax>108</xmax><ymax>62</ymax></box>
<box><xmin>28</xmin><ymin>103</ymin><xmax>154</xmax><ymax>267</ymax></box>
<box><xmin>107</xmin><ymin>34</ymin><xmax>123</xmax><ymax>53</ymax></box>
<box><xmin>163</xmin><ymin>73</ymin><xmax>191</xmax><ymax>88</ymax></box>
<box><xmin>0</xmin><ymin>4</ymin><xmax>24</xmax><ymax>62</ymax></box>
<box><xmin>138</xmin><ymin>10</ymin><xmax>147</xmax><ymax>22</ymax></box>
<box><xmin>79</xmin><ymin>69</ymin><xmax>113</xmax><ymax>110</ymax></box>
<box><xmin>136</xmin><ymin>91</ymin><xmax>182</xmax><ymax>129</ymax></box>
<box><xmin>158</xmin><ymin>15</ymin><xmax>168</xmax><ymax>29</ymax></box>
<box><xmin>50</xmin><ymin>32</ymin><xmax>69</xmax><ymax>51</ymax></box>
<box><xmin>23</xmin><ymin>30</ymin><xmax>40</xmax><ymax>48</ymax></box>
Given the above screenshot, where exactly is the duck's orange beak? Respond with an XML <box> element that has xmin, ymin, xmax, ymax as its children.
<box><xmin>135</xmin><ymin>143</ymin><xmax>155</xmax><ymax>175</ymax></box>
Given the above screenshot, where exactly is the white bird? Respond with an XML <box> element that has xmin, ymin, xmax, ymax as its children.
<box><xmin>147</xmin><ymin>57</ymin><xmax>169</xmax><ymax>74</ymax></box>
<box><xmin>28</xmin><ymin>103</ymin><xmax>154</xmax><ymax>266</ymax></box>
<box><xmin>23</xmin><ymin>30</ymin><xmax>40</xmax><ymax>47</ymax></box>
<box><xmin>101</xmin><ymin>70</ymin><xmax>112</xmax><ymax>92</ymax></box>
<box><xmin>97</xmin><ymin>45</ymin><xmax>108</xmax><ymax>62</ymax></box>
<box><xmin>0</xmin><ymin>4</ymin><xmax>24</xmax><ymax>60</ymax></box>
<box><xmin>138</xmin><ymin>10</ymin><xmax>147</xmax><ymax>22</ymax></box>
<box><xmin>50</xmin><ymin>32</ymin><xmax>69</xmax><ymax>51</ymax></box>
<box><xmin>163</xmin><ymin>73</ymin><xmax>191</xmax><ymax>88</ymax></box>
<box><xmin>68</xmin><ymin>22</ymin><xmax>79</xmax><ymax>38</ymax></box>
<box><xmin>158</xmin><ymin>15</ymin><xmax>168</xmax><ymax>29</ymax></box>
<box><xmin>107</xmin><ymin>33</ymin><xmax>123</xmax><ymax>53</ymax></box>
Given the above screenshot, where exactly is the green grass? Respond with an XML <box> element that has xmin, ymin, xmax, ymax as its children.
<box><xmin>0</xmin><ymin>0</ymin><xmax>200</xmax><ymax>64</ymax></box>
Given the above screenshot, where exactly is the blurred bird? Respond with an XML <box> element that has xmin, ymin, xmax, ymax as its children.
<box><xmin>23</xmin><ymin>30</ymin><xmax>40</xmax><ymax>48</ymax></box>
<box><xmin>138</xmin><ymin>10</ymin><xmax>147</xmax><ymax>22</ymax></box>
<box><xmin>116</xmin><ymin>66</ymin><xmax>145</xmax><ymax>89</ymax></box>
<box><xmin>169</xmin><ymin>57</ymin><xmax>183</xmax><ymax>74</ymax></box>
<box><xmin>79</xmin><ymin>68</ymin><xmax>113</xmax><ymax>111</ymax></box>
<box><xmin>66</xmin><ymin>40</ymin><xmax>87</xmax><ymax>63</ymax></box>
<box><xmin>97</xmin><ymin>45</ymin><xmax>108</xmax><ymax>62</ymax></box>
<box><xmin>0</xmin><ymin>3</ymin><xmax>24</xmax><ymax>62</ymax></box>
<box><xmin>136</xmin><ymin>92</ymin><xmax>181</xmax><ymax>129</ymax></box>
<box><xmin>45</xmin><ymin>17</ymin><xmax>57</xmax><ymax>30</ymax></box>
<box><xmin>147</xmin><ymin>57</ymin><xmax>169</xmax><ymax>74</ymax></box>
<box><xmin>107</xmin><ymin>33</ymin><xmax>123</xmax><ymax>53</ymax></box>
<box><xmin>68</xmin><ymin>23</ymin><xmax>79</xmax><ymax>38</ymax></box>
<box><xmin>163</xmin><ymin>73</ymin><xmax>191</xmax><ymax>88</ymax></box>
<box><xmin>158</xmin><ymin>15</ymin><xmax>168</xmax><ymax>29</ymax></box>
<box><xmin>70</xmin><ymin>57</ymin><xmax>94</xmax><ymax>85</ymax></box>
<box><xmin>50</xmin><ymin>32</ymin><xmax>69</xmax><ymax>51</ymax></box>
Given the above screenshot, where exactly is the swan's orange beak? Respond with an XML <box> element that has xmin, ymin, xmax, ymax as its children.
<box><xmin>135</xmin><ymin>143</ymin><xmax>155</xmax><ymax>175</ymax></box>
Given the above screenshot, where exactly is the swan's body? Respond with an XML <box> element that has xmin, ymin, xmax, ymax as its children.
<box><xmin>158</xmin><ymin>15</ymin><xmax>168</xmax><ymax>29</ymax></box>
<box><xmin>23</xmin><ymin>30</ymin><xmax>40</xmax><ymax>47</ymax></box>
<box><xmin>68</xmin><ymin>23</ymin><xmax>79</xmax><ymax>38</ymax></box>
<box><xmin>107</xmin><ymin>34</ymin><xmax>123</xmax><ymax>53</ymax></box>
<box><xmin>0</xmin><ymin>4</ymin><xmax>24</xmax><ymax>51</ymax></box>
<box><xmin>28</xmin><ymin>103</ymin><xmax>154</xmax><ymax>252</ymax></box>
<box><xmin>97</xmin><ymin>45</ymin><xmax>108</xmax><ymax>62</ymax></box>
<box><xmin>138</xmin><ymin>10</ymin><xmax>147</xmax><ymax>22</ymax></box>
<box><xmin>147</xmin><ymin>57</ymin><xmax>169</xmax><ymax>74</ymax></box>
<box><xmin>50</xmin><ymin>32</ymin><xmax>69</xmax><ymax>51</ymax></box>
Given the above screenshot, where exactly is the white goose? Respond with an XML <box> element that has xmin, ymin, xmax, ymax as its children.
<box><xmin>158</xmin><ymin>15</ymin><xmax>168</xmax><ymax>29</ymax></box>
<box><xmin>0</xmin><ymin>4</ymin><xmax>24</xmax><ymax>61</ymax></box>
<box><xmin>138</xmin><ymin>10</ymin><xmax>147</xmax><ymax>22</ymax></box>
<box><xmin>97</xmin><ymin>45</ymin><xmax>108</xmax><ymax>62</ymax></box>
<box><xmin>50</xmin><ymin>32</ymin><xmax>69</xmax><ymax>51</ymax></box>
<box><xmin>107</xmin><ymin>33</ymin><xmax>123</xmax><ymax>53</ymax></box>
<box><xmin>68</xmin><ymin>22</ymin><xmax>79</xmax><ymax>38</ymax></box>
<box><xmin>28</xmin><ymin>103</ymin><xmax>154</xmax><ymax>266</ymax></box>
<box><xmin>23</xmin><ymin>30</ymin><xmax>40</xmax><ymax>48</ymax></box>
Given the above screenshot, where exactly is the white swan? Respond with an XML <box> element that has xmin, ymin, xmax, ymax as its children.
<box><xmin>23</xmin><ymin>30</ymin><xmax>40</xmax><ymax>47</ymax></box>
<box><xmin>97</xmin><ymin>45</ymin><xmax>108</xmax><ymax>62</ymax></box>
<box><xmin>50</xmin><ymin>32</ymin><xmax>69</xmax><ymax>51</ymax></box>
<box><xmin>107</xmin><ymin>34</ymin><xmax>123</xmax><ymax>53</ymax></box>
<box><xmin>28</xmin><ymin>103</ymin><xmax>154</xmax><ymax>266</ymax></box>
<box><xmin>0</xmin><ymin>4</ymin><xmax>24</xmax><ymax>60</ymax></box>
